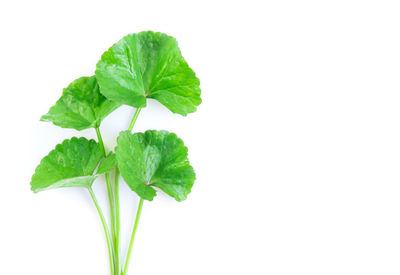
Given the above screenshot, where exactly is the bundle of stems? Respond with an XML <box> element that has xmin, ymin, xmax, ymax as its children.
<box><xmin>92</xmin><ymin>108</ymin><xmax>142</xmax><ymax>275</ymax></box>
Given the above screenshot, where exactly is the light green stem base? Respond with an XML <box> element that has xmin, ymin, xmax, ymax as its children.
<box><xmin>89</xmin><ymin>187</ymin><xmax>115</xmax><ymax>275</ymax></box>
<box><xmin>123</xmin><ymin>198</ymin><xmax>144</xmax><ymax>275</ymax></box>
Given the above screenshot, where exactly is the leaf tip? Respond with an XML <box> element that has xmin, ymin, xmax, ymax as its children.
<box><xmin>40</xmin><ymin>114</ymin><xmax>50</xmax><ymax>122</ymax></box>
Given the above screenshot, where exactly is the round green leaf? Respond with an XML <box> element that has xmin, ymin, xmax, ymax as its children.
<box><xmin>41</xmin><ymin>76</ymin><xmax>121</xmax><ymax>130</ymax></box>
<box><xmin>116</xmin><ymin>130</ymin><xmax>196</xmax><ymax>201</ymax></box>
<box><xmin>95</xmin><ymin>31</ymin><xmax>201</xmax><ymax>116</ymax></box>
<box><xmin>31</xmin><ymin>137</ymin><xmax>104</xmax><ymax>193</ymax></box>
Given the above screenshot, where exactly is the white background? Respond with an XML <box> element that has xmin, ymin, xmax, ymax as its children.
<box><xmin>1</xmin><ymin>0</ymin><xmax>400</xmax><ymax>274</ymax></box>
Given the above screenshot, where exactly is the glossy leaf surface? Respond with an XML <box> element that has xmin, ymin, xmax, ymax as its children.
<box><xmin>41</xmin><ymin>76</ymin><xmax>120</xmax><ymax>130</ymax></box>
<box><xmin>31</xmin><ymin>137</ymin><xmax>104</xmax><ymax>193</ymax></box>
<box><xmin>116</xmin><ymin>130</ymin><xmax>196</xmax><ymax>201</ymax></box>
<box><xmin>96</xmin><ymin>31</ymin><xmax>201</xmax><ymax>116</ymax></box>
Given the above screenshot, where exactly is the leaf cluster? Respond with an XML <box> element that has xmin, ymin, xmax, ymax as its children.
<box><xmin>31</xmin><ymin>31</ymin><xmax>201</xmax><ymax>275</ymax></box>
<box><xmin>32</xmin><ymin>31</ymin><xmax>201</xmax><ymax>202</ymax></box>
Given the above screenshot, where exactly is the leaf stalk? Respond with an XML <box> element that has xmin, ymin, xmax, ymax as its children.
<box><xmin>96</xmin><ymin>127</ymin><xmax>119</xmax><ymax>274</ymax></box>
<box><xmin>88</xmin><ymin>187</ymin><xmax>115</xmax><ymax>275</ymax></box>
<box><xmin>115</xmin><ymin>107</ymin><xmax>142</xmax><ymax>274</ymax></box>
<box><xmin>123</xmin><ymin>198</ymin><xmax>144</xmax><ymax>275</ymax></box>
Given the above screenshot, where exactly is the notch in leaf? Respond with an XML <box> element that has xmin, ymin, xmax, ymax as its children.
<box><xmin>41</xmin><ymin>76</ymin><xmax>121</xmax><ymax>130</ymax></box>
<box><xmin>31</xmin><ymin>137</ymin><xmax>108</xmax><ymax>193</ymax></box>
<box><xmin>116</xmin><ymin>130</ymin><xmax>196</xmax><ymax>201</ymax></box>
<box><xmin>95</xmin><ymin>31</ymin><xmax>201</xmax><ymax>116</ymax></box>
<box><xmin>97</xmin><ymin>152</ymin><xmax>117</xmax><ymax>174</ymax></box>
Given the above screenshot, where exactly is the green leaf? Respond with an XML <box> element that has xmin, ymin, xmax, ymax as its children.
<box><xmin>97</xmin><ymin>152</ymin><xmax>117</xmax><ymax>174</ymax></box>
<box><xmin>31</xmin><ymin>137</ymin><xmax>104</xmax><ymax>193</ymax></box>
<box><xmin>116</xmin><ymin>130</ymin><xmax>196</xmax><ymax>201</ymax></box>
<box><xmin>95</xmin><ymin>31</ymin><xmax>201</xmax><ymax>116</ymax></box>
<box><xmin>41</xmin><ymin>76</ymin><xmax>121</xmax><ymax>130</ymax></box>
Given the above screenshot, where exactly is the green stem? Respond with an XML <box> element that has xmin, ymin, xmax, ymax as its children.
<box><xmin>114</xmin><ymin>107</ymin><xmax>142</xmax><ymax>274</ymax></box>
<box><xmin>114</xmin><ymin>168</ymin><xmax>121</xmax><ymax>274</ymax></box>
<box><xmin>123</xmin><ymin>198</ymin><xmax>144</xmax><ymax>275</ymax></box>
<box><xmin>128</xmin><ymin>108</ymin><xmax>142</xmax><ymax>132</ymax></box>
<box><xmin>95</xmin><ymin>127</ymin><xmax>118</xmax><ymax>274</ymax></box>
<box><xmin>88</xmin><ymin>187</ymin><xmax>115</xmax><ymax>275</ymax></box>
<box><xmin>95</xmin><ymin>127</ymin><xmax>106</xmax><ymax>156</ymax></box>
